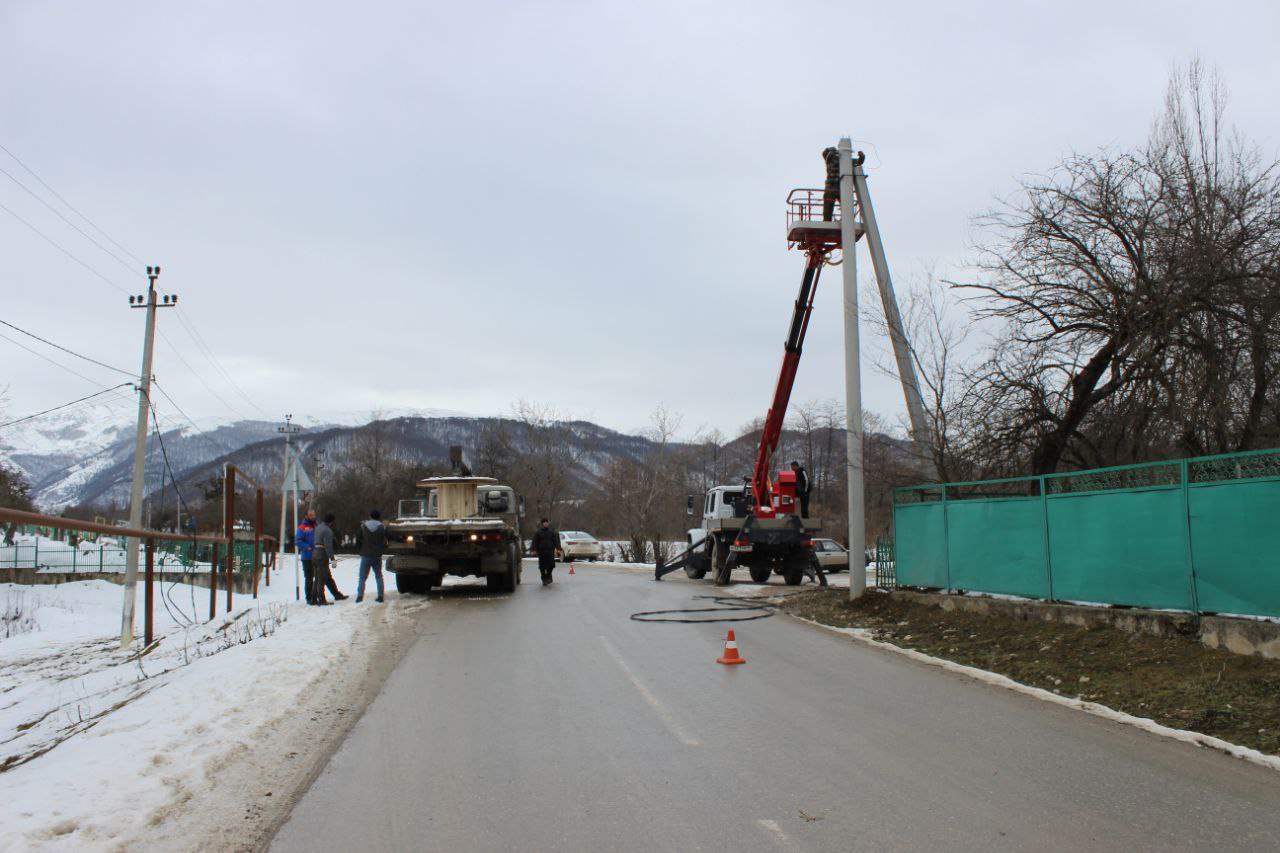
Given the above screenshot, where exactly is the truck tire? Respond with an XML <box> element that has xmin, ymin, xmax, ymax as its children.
<box><xmin>683</xmin><ymin>535</ymin><xmax>707</xmax><ymax>579</ymax></box>
<box><xmin>749</xmin><ymin>564</ymin><xmax>772</xmax><ymax>584</ymax></box>
<box><xmin>510</xmin><ymin>542</ymin><xmax>522</xmax><ymax>586</ymax></box>
<box><xmin>712</xmin><ymin>538</ymin><xmax>732</xmax><ymax>586</ymax></box>
<box><xmin>396</xmin><ymin>573</ymin><xmax>421</xmax><ymax>594</ymax></box>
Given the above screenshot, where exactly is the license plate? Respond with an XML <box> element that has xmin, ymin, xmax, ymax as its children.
<box><xmin>730</xmin><ymin>544</ymin><xmax>752</xmax><ymax>553</ymax></box>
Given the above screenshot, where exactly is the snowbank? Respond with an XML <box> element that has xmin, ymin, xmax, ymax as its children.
<box><xmin>0</xmin><ymin>556</ymin><xmax>409</xmax><ymax>851</ymax></box>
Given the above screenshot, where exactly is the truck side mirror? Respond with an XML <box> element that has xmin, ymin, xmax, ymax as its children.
<box><xmin>686</xmin><ymin>495</ymin><xmax>695</xmax><ymax>516</ymax></box>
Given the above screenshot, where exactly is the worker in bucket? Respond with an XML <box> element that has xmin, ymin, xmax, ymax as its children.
<box><xmin>529</xmin><ymin>517</ymin><xmax>562</xmax><ymax>586</ymax></box>
<box><xmin>790</xmin><ymin>461</ymin><xmax>811</xmax><ymax>518</ymax></box>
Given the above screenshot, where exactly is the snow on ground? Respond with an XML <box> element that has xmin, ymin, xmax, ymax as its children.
<box><xmin>0</xmin><ymin>556</ymin><xmax>407</xmax><ymax>852</ymax></box>
<box><xmin>0</xmin><ymin>533</ymin><xmax>208</xmax><ymax>573</ymax></box>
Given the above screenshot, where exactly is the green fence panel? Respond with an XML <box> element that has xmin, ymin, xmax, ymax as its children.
<box><xmin>1189</xmin><ymin>478</ymin><xmax>1280</xmax><ymax>618</ymax></box>
<box><xmin>946</xmin><ymin>498</ymin><xmax>1048</xmax><ymax>598</ymax></box>
<box><xmin>1046</xmin><ymin>487</ymin><xmax>1191</xmax><ymax>609</ymax></box>
<box><xmin>893</xmin><ymin>502</ymin><xmax>948</xmax><ymax>588</ymax></box>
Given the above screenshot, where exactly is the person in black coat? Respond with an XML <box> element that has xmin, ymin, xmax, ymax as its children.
<box><xmin>790</xmin><ymin>460</ymin><xmax>811</xmax><ymax>518</ymax></box>
<box><xmin>529</xmin><ymin>518</ymin><xmax>562</xmax><ymax>586</ymax></box>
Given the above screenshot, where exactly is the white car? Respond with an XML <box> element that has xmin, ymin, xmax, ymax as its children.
<box><xmin>559</xmin><ymin>531</ymin><xmax>603</xmax><ymax>562</ymax></box>
<box><xmin>811</xmin><ymin>538</ymin><xmax>849</xmax><ymax>572</ymax></box>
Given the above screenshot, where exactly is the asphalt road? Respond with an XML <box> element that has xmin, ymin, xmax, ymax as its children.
<box><xmin>271</xmin><ymin>563</ymin><xmax>1280</xmax><ymax>852</ymax></box>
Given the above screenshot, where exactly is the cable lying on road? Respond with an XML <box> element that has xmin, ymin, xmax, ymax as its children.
<box><xmin>630</xmin><ymin>592</ymin><xmax>808</xmax><ymax>624</ymax></box>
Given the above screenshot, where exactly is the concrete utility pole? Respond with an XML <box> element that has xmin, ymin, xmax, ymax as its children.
<box><xmin>851</xmin><ymin>158</ymin><xmax>939</xmax><ymax>481</ymax></box>
<box><xmin>277</xmin><ymin>414</ymin><xmax>302</xmax><ymax>598</ymax></box>
<box><xmin>120</xmin><ymin>266</ymin><xmax>176</xmax><ymax>647</ymax></box>
<box><xmin>837</xmin><ymin>139</ymin><xmax>867</xmax><ymax>601</ymax></box>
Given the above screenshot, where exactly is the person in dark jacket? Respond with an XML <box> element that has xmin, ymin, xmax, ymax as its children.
<box><xmin>297</xmin><ymin>510</ymin><xmax>318</xmax><ymax>604</ymax></box>
<box><xmin>355</xmin><ymin>509</ymin><xmax>386</xmax><ymax>603</ymax></box>
<box><xmin>529</xmin><ymin>518</ymin><xmax>561</xmax><ymax>586</ymax></box>
<box><xmin>790</xmin><ymin>460</ymin><xmax>811</xmax><ymax>518</ymax></box>
<box><xmin>312</xmin><ymin>513</ymin><xmax>348</xmax><ymax>604</ymax></box>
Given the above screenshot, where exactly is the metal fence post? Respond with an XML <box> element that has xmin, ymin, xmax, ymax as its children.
<box><xmin>1039</xmin><ymin>476</ymin><xmax>1054</xmax><ymax>602</ymax></box>
<box><xmin>1181</xmin><ymin>459</ymin><xmax>1200</xmax><ymax>615</ymax></box>
<box><xmin>209</xmin><ymin>543</ymin><xmax>219</xmax><ymax>620</ymax></box>
<box><xmin>940</xmin><ymin>484</ymin><xmax>952</xmax><ymax>592</ymax></box>
<box><xmin>144</xmin><ymin>538</ymin><xmax>155</xmax><ymax>645</ymax></box>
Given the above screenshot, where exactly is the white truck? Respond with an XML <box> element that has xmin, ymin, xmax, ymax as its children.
<box><xmin>385</xmin><ymin>476</ymin><xmax>524</xmax><ymax>593</ymax></box>
<box><xmin>660</xmin><ymin>484</ymin><xmax>823</xmax><ymax>586</ymax></box>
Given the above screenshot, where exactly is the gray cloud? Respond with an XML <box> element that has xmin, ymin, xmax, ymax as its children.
<box><xmin>2</xmin><ymin>0</ymin><xmax>1278</xmax><ymax>437</ymax></box>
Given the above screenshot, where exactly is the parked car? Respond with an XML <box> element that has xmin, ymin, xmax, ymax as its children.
<box><xmin>811</xmin><ymin>538</ymin><xmax>849</xmax><ymax>572</ymax></box>
<box><xmin>559</xmin><ymin>531</ymin><xmax>603</xmax><ymax>562</ymax></box>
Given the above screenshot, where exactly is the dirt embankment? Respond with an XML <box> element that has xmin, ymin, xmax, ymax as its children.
<box><xmin>782</xmin><ymin>589</ymin><xmax>1280</xmax><ymax>757</ymax></box>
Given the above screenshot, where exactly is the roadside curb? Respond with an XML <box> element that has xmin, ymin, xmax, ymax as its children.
<box><xmin>790</xmin><ymin>614</ymin><xmax>1280</xmax><ymax>774</ymax></box>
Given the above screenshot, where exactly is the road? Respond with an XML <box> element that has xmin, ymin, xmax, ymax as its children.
<box><xmin>271</xmin><ymin>563</ymin><xmax>1280</xmax><ymax>852</ymax></box>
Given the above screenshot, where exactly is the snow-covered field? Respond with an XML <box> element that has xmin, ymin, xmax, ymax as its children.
<box><xmin>0</xmin><ymin>556</ymin><xmax>410</xmax><ymax>851</ymax></box>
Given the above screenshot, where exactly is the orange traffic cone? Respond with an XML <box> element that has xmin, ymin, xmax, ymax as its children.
<box><xmin>568</xmin><ymin>562</ymin><xmax>576</xmax><ymax>575</ymax></box>
<box><xmin>716</xmin><ymin>629</ymin><xmax>746</xmax><ymax>665</ymax></box>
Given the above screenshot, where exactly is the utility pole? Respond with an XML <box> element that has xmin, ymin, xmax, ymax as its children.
<box><xmin>277</xmin><ymin>415</ymin><xmax>302</xmax><ymax>599</ymax></box>
<box><xmin>120</xmin><ymin>266</ymin><xmax>176</xmax><ymax>647</ymax></box>
<box><xmin>836</xmin><ymin>139</ymin><xmax>867</xmax><ymax>601</ymax></box>
<box><xmin>851</xmin><ymin>158</ymin><xmax>938</xmax><ymax>481</ymax></box>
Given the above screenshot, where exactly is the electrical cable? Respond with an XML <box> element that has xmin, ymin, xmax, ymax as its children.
<box><xmin>0</xmin><ymin>139</ymin><xmax>145</xmax><ymax>266</ymax></box>
<box><xmin>172</xmin><ymin>306</ymin><xmax>270</xmax><ymax>419</ymax></box>
<box><xmin>0</xmin><ymin>162</ymin><xmax>142</xmax><ymax>276</ymax></box>
<box><xmin>0</xmin><ymin>331</ymin><xmax>138</xmax><ymax>412</ymax></box>
<box><xmin>0</xmin><ymin>383</ymin><xmax>135</xmax><ymax>430</ymax></box>
<box><xmin>155</xmin><ymin>328</ymin><xmax>250</xmax><ymax>421</ymax></box>
<box><xmin>0</xmin><ymin>199</ymin><xmax>131</xmax><ymax>295</ymax></box>
<box><xmin>148</xmin><ymin>397</ymin><xmax>198</xmax><ymax>627</ymax></box>
<box><xmin>150</xmin><ymin>379</ymin><xmax>234</xmax><ymax>459</ymax></box>
<box><xmin>0</xmin><ymin>318</ymin><xmax>134</xmax><ymax>377</ymax></box>
<box><xmin>630</xmin><ymin>591</ymin><xmax>811</xmax><ymax>624</ymax></box>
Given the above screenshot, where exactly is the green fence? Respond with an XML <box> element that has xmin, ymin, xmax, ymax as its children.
<box><xmin>893</xmin><ymin>448</ymin><xmax>1280</xmax><ymax>618</ymax></box>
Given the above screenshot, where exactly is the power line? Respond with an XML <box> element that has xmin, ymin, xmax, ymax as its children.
<box><xmin>0</xmin><ymin>330</ymin><xmax>137</xmax><ymax>399</ymax></box>
<box><xmin>173</xmin><ymin>306</ymin><xmax>271</xmax><ymax>419</ymax></box>
<box><xmin>0</xmin><ymin>140</ymin><xmax>145</xmax><ymax>266</ymax></box>
<box><xmin>155</xmin><ymin>328</ymin><xmax>250</xmax><ymax>420</ymax></box>
<box><xmin>0</xmin><ymin>318</ymin><xmax>134</xmax><ymax>378</ymax></box>
<box><xmin>151</xmin><ymin>379</ymin><xmax>234</xmax><ymax>459</ymax></box>
<box><xmin>0</xmin><ymin>199</ymin><xmax>131</xmax><ymax>295</ymax></box>
<box><xmin>0</xmin><ymin>383</ymin><xmax>134</xmax><ymax>430</ymax></box>
<box><xmin>0</xmin><ymin>162</ymin><xmax>142</xmax><ymax>277</ymax></box>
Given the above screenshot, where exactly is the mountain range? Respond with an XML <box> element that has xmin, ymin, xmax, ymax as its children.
<box><xmin>0</xmin><ymin>405</ymin><xmax>659</xmax><ymax>511</ymax></box>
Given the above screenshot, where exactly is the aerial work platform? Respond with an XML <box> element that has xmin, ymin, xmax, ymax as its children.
<box><xmin>785</xmin><ymin>187</ymin><xmax>865</xmax><ymax>249</ymax></box>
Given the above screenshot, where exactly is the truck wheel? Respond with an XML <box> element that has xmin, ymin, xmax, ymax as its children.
<box><xmin>395</xmin><ymin>573</ymin><xmax>413</xmax><ymax>594</ymax></box>
<box><xmin>510</xmin><ymin>542</ymin><xmax>522</xmax><ymax>586</ymax></box>
<box><xmin>783</xmin><ymin>568</ymin><xmax>804</xmax><ymax>586</ymax></box>
<box><xmin>712</xmin><ymin>539</ymin><xmax>732</xmax><ymax>586</ymax></box>
<box><xmin>749</xmin><ymin>564</ymin><xmax>771</xmax><ymax>584</ymax></box>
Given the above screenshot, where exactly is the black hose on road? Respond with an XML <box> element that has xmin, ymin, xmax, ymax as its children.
<box><xmin>630</xmin><ymin>592</ymin><xmax>808</xmax><ymax>624</ymax></box>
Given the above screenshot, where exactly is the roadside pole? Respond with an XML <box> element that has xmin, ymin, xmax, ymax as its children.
<box><xmin>120</xmin><ymin>266</ymin><xmax>175</xmax><ymax>647</ymax></box>
<box><xmin>851</xmin><ymin>158</ymin><xmax>938</xmax><ymax>480</ymax></box>
<box><xmin>837</xmin><ymin>139</ymin><xmax>867</xmax><ymax>600</ymax></box>
<box><xmin>277</xmin><ymin>415</ymin><xmax>300</xmax><ymax>599</ymax></box>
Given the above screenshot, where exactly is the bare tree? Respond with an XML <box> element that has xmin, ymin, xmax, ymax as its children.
<box><xmin>955</xmin><ymin>63</ymin><xmax>1280</xmax><ymax>474</ymax></box>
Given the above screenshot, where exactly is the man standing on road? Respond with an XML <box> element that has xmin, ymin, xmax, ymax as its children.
<box><xmin>297</xmin><ymin>509</ymin><xmax>318</xmax><ymax>605</ymax></box>
<box><xmin>355</xmin><ymin>509</ymin><xmax>386</xmax><ymax>603</ymax></box>
<box><xmin>312</xmin><ymin>512</ymin><xmax>348</xmax><ymax>605</ymax></box>
<box><xmin>790</xmin><ymin>460</ymin><xmax>811</xmax><ymax>519</ymax></box>
<box><xmin>529</xmin><ymin>518</ymin><xmax>561</xmax><ymax>586</ymax></box>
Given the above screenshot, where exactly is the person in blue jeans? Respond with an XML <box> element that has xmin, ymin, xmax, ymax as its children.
<box><xmin>355</xmin><ymin>509</ymin><xmax>386</xmax><ymax>602</ymax></box>
<box><xmin>296</xmin><ymin>510</ymin><xmax>318</xmax><ymax>605</ymax></box>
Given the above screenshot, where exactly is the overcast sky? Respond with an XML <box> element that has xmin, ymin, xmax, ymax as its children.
<box><xmin>2</xmin><ymin>0</ymin><xmax>1278</xmax><ymax>440</ymax></box>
